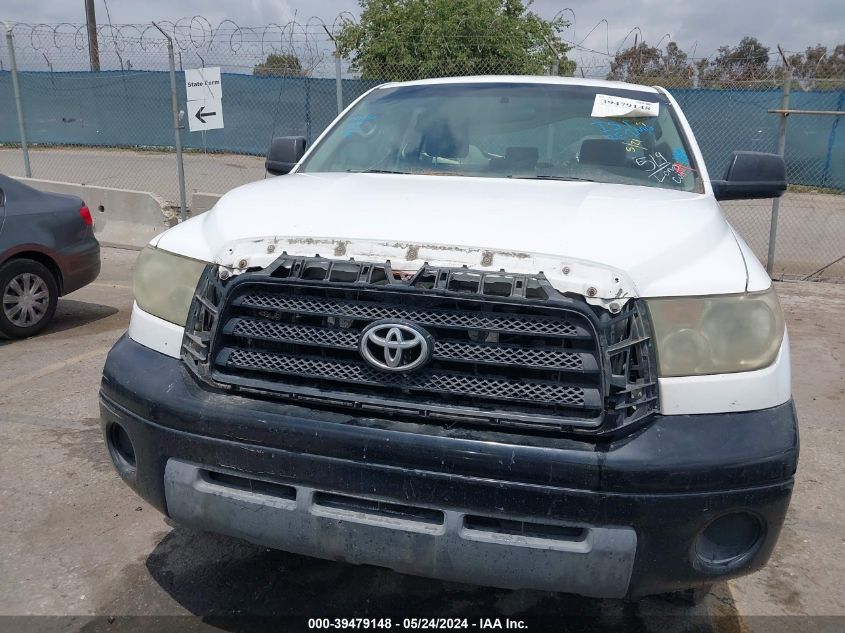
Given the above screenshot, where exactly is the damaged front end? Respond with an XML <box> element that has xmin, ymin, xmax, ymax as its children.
<box><xmin>182</xmin><ymin>238</ymin><xmax>658</xmax><ymax>437</ymax></box>
<box><xmin>216</xmin><ymin>236</ymin><xmax>638</xmax><ymax>313</ymax></box>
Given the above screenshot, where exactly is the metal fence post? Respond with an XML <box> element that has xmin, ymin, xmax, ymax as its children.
<box><xmin>322</xmin><ymin>25</ymin><xmax>343</xmax><ymax>115</ymax></box>
<box><xmin>766</xmin><ymin>68</ymin><xmax>792</xmax><ymax>275</ymax></box>
<box><xmin>334</xmin><ymin>52</ymin><xmax>343</xmax><ymax>114</ymax></box>
<box><xmin>153</xmin><ymin>22</ymin><xmax>187</xmax><ymax>222</ymax></box>
<box><xmin>4</xmin><ymin>24</ymin><xmax>31</xmax><ymax>177</ymax></box>
<box><xmin>305</xmin><ymin>78</ymin><xmax>312</xmax><ymax>142</ymax></box>
<box><xmin>821</xmin><ymin>90</ymin><xmax>845</xmax><ymax>187</ymax></box>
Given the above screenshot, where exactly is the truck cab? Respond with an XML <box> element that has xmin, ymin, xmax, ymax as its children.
<box><xmin>100</xmin><ymin>76</ymin><xmax>797</xmax><ymax>601</ymax></box>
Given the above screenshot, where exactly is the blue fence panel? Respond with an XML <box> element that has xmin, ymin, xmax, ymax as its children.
<box><xmin>1</xmin><ymin>70</ymin><xmax>843</xmax><ymax>191</ymax></box>
<box><xmin>0</xmin><ymin>71</ymin><xmax>172</xmax><ymax>148</ymax></box>
<box><xmin>671</xmin><ymin>86</ymin><xmax>845</xmax><ymax>189</ymax></box>
<box><xmin>0</xmin><ymin>72</ymin><xmax>21</xmax><ymax>144</ymax></box>
<box><xmin>786</xmin><ymin>89</ymin><xmax>845</xmax><ymax>188</ymax></box>
<box><xmin>671</xmin><ymin>87</ymin><xmax>782</xmax><ymax>179</ymax></box>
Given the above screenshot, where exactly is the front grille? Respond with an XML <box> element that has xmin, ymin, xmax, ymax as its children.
<box><xmin>223</xmin><ymin>347</ymin><xmax>587</xmax><ymax>406</ymax></box>
<box><xmin>182</xmin><ymin>257</ymin><xmax>658</xmax><ymax>436</ymax></box>
<box><xmin>237</xmin><ymin>292</ymin><xmax>586</xmax><ymax>336</ymax></box>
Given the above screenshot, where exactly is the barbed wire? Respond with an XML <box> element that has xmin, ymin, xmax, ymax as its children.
<box><xmin>0</xmin><ymin>14</ymin><xmax>829</xmax><ymax>82</ymax></box>
<box><xmin>3</xmin><ymin>15</ymin><xmax>795</xmax><ymax>58</ymax></box>
<box><xmin>6</xmin><ymin>17</ymin><xmax>347</xmax><ymax>48</ymax></box>
<box><xmin>3</xmin><ymin>16</ymin><xmax>356</xmax><ymax>75</ymax></box>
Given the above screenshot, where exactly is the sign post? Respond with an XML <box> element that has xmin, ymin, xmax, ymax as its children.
<box><xmin>152</xmin><ymin>21</ymin><xmax>186</xmax><ymax>221</ymax></box>
<box><xmin>185</xmin><ymin>67</ymin><xmax>224</xmax><ymax>132</ymax></box>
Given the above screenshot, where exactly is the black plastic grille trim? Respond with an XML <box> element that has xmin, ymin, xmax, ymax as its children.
<box><xmin>181</xmin><ymin>257</ymin><xmax>659</xmax><ymax>437</ymax></box>
<box><xmin>234</xmin><ymin>292</ymin><xmax>589</xmax><ymax>337</ymax></box>
<box><xmin>228</xmin><ymin>317</ymin><xmax>358</xmax><ymax>348</ymax></box>
<box><xmin>220</xmin><ymin>347</ymin><xmax>594</xmax><ymax>407</ymax></box>
<box><xmin>227</xmin><ymin>316</ymin><xmax>590</xmax><ymax>371</ymax></box>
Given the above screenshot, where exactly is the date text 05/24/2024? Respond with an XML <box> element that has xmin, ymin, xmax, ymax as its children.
<box><xmin>307</xmin><ymin>618</ymin><xmax>528</xmax><ymax>630</ymax></box>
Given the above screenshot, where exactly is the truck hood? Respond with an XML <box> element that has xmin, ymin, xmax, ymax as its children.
<box><xmin>154</xmin><ymin>172</ymin><xmax>752</xmax><ymax>298</ymax></box>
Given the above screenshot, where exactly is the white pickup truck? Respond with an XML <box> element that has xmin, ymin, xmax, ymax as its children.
<box><xmin>100</xmin><ymin>76</ymin><xmax>798</xmax><ymax>602</ymax></box>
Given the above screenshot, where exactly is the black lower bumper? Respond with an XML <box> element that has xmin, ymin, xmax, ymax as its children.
<box><xmin>100</xmin><ymin>334</ymin><xmax>798</xmax><ymax>599</ymax></box>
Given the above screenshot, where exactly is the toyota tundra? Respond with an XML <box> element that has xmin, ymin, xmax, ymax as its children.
<box><xmin>99</xmin><ymin>76</ymin><xmax>798</xmax><ymax>601</ymax></box>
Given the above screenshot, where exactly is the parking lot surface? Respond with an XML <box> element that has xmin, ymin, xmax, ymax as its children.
<box><xmin>1</xmin><ymin>247</ymin><xmax>844</xmax><ymax>631</ymax></box>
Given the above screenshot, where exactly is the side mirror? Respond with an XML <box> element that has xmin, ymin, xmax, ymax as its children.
<box><xmin>711</xmin><ymin>151</ymin><xmax>787</xmax><ymax>201</ymax></box>
<box><xmin>265</xmin><ymin>136</ymin><xmax>307</xmax><ymax>175</ymax></box>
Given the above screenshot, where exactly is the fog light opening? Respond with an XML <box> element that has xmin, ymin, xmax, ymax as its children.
<box><xmin>106</xmin><ymin>422</ymin><xmax>137</xmax><ymax>474</ymax></box>
<box><xmin>694</xmin><ymin>512</ymin><xmax>764</xmax><ymax>572</ymax></box>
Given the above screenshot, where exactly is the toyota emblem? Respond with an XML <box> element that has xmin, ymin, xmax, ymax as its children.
<box><xmin>359</xmin><ymin>321</ymin><xmax>432</xmax><ymax>372</ymax></box>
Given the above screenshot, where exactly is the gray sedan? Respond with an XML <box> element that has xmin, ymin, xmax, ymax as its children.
<box><xmin>0</xmin><ymin>174</ymin><xmax>100</xmax><ymax>338</ymax></box>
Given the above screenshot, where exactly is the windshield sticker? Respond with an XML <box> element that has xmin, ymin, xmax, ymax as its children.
<box><xmin>592</xmin><ymin>94</ymin><xmax>659</xmax><ymax>118</ymax></box>
<box><xmin>591</xmin><ymin>120</ymin><xmax>654</xmax><ymax>142</ymax></box>
<box><xmin>635</xmin><ymin>151</ymin><xmax>694</xmax><ymax>185</ymax></box>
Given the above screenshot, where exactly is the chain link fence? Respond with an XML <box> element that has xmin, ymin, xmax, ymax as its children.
<box><xmin>1</xmin><ymin>21</ymin><xmax>843</xmax><ymax>280</ymax></box>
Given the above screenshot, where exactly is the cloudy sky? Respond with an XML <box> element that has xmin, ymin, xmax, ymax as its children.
<box><xmin>4</xmin><ymin>0</ymin><xmax>844</xmax><ymax>64</ymax></box>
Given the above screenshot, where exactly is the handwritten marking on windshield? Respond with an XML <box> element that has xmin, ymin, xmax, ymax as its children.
<box><xmin>623</xmin><ymin>138</ymin><xmax>645</xmax><ymax>152</ymax></box>
<box><xmin>591</xmin><ymin>120</ymin><xmax>655</xmax><ymax>142</ymax></box>
<box><xmin>635</xmin><ymin>151</ymin><xmax>693</xmax><ymax>185</ymax></box>
<box><xmin>341</xmin><ymin>114</ymin><xmax>377</xmax><ymax>138</ymax></box>
<box><xmin>672</xmin><ymin>148</ymin><xmax>691</xmax><ymax>166</ymax></box>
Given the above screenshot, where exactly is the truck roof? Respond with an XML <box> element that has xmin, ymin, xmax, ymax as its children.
<box><xmin>376</xmin><ymin>75</ymin><xmax>661</xmax><ymax>94</ymax></box>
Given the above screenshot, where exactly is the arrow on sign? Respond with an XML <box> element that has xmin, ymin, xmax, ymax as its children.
<box><xmin>195</xmin><ymin>105</ymin><xmax>217</xmax><ymax>123</ymax></box>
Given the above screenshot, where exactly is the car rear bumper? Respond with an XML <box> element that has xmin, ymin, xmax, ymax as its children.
<box><xmin>100</xmin><ymin>334</ymin><xmax>798</xmax><ymax>599</ymax></box>
<box><xmin>58</xmin><ymin>237</ymin><xmax>100</xmax><ymax>295</ymax></box>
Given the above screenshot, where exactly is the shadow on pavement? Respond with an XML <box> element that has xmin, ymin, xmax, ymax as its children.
<box><xmin>45</xmin><ymin>299</ymin><xmax>120</xmax><ymax>335</ymax></box>
<box><xmin>136</xmin><ymin>525</ymin><xmax>743</xmax><ymax>632</ymax></box>
<box><xmin>0</xmin><ymin>299</ymin><xmax>119</xmax><ymax>346</ymax></box>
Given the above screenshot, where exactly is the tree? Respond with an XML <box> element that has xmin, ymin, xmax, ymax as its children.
<box><xmin>606</xmin><ymin>41</ymin><xmax>693</xmax><ymax>86</ymax></box>
<box><xmin>253</xmin><ymin>53</ymin><xmax>305</xmax><ymax>77</ymax></box>
<box><xmin>336</xmin><ymin>0</ymin><xmax>575</xmax><ymax>81</ymax></box>
<box><xmin>664</xmin><ymin>42</ymin><xmax>690</xmax><ymax>77</ymax></box>
<box><xmin>788</xmin><ymin>44</ymin><xmax>845</xmax><ymax>82</ymax></box>
<box><xmin>607</xmin><ymin>42</ymin><xmax>663</xmax><ymax>82</ymax></box>
<box><xmin>698</xmin><ymin>36</ymin><xmax>770</xmax><ymax>83</ymax></box>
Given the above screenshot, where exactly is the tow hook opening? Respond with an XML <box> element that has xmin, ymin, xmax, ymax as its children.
<box><xmin>693</xmin><ymin>511</ymin><xmax>765</xmax><ymax>573</ymax></box>
<box><xmin>106</xmin><ymin>421</ymin><xmax>137</xmax><ymax>478</ymax></box>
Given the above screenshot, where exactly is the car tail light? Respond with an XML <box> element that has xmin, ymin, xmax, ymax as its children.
<box><xmin>79</xmin><ymin>205</ymin><xmax>93</xmax><ymax>226</ymax></box>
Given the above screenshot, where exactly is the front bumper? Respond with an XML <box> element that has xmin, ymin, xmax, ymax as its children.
<box><xmin>100</xmin><ymin>334</ymin><xmax>798</xmax><ymax>599</ymax></box>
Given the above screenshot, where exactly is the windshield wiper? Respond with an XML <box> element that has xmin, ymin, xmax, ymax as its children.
<box><xmin>509</xmin><ymin>175</ymin><xmax>598</xmax><ymax>182</ymax></box>
<box><xmin>347</xmin><ymin>169</ymin><xmax>410</xmax><ymax>175</ymax></box>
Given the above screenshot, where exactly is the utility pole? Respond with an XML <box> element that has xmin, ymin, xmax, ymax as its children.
<box><xmin>84</xmin><ymin>0</ymin><xmax>100</xmax><ymax>71</ymax></box>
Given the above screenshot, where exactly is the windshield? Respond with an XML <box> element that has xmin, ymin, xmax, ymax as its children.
<box><xmin>299</xmin><ymin>82</ymin><xmax>702</xmax><ymax>193</ymax></box>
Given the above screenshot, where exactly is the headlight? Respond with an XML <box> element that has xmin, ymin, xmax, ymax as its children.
<box><xmin>646</xmin><ymin>287</ymin><xmax>785</xmax><ymax>377</ymax></box>
<box><xmin>134</xmin><ymin>246</ymin><xmax>208</xmax><ymax>326</ymax></box>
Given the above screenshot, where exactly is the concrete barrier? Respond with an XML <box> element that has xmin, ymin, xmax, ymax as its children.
<box><xmin>190</xmin><ymin>191</ymin><xmax>222</xmax><ymax>216</ymax></box>
<box><xmin>16</xmin><ymin>178</ymin><xmax>177</xmax><ymax>249</ymax></box>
